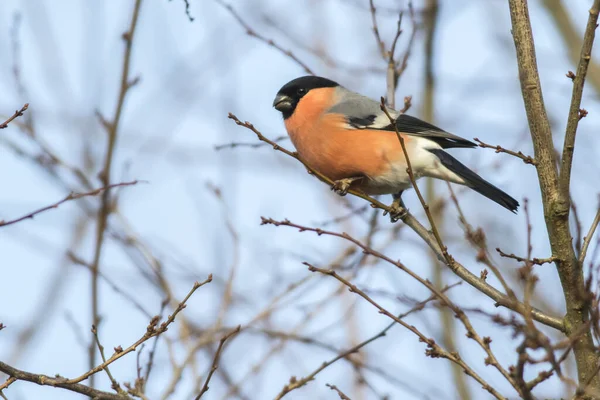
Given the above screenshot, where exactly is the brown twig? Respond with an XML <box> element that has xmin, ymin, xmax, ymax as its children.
<box><xmin>473</xmin><ymin>138</ymin><xmax>537</xmax><ymax>165</ymax></box>
<box><xmin>274</xmin><ymin>264</ymin><xmax>465</xmax><ymax>399</ymax></box>
<box><xmin>368</xmin><ymin>0</ymin><xmax>387</xmax><ymax>59</ymax></box>
<box><xmin>303</xmin><ymin>263</ymin><xmax>506</xmax><ymax>400</ymax></box>
<box><xmin>379</xmin><ymin>98</ymin><xmax>450</xmax><ymax>262</ymax></box>
<box><xmin>215</xmin><ymin>0</ymin><xmax>313</xmax><ymax>74</ymax></box>
<box><xmin>446</xmin><ymin>182</ymin><xmax>519</xmax><ymax>303</ymax></box>
<box><xmin>326</xmin><ymin>383</ymin><xmax>352</xmax><ymax>400</ymax></box>
<box><xmin>399</xmin><ymin>95</ymin><xmax>412</xmax><ymax>113</ymax></box>
<box><xmin>272</xmin><ymin>318</ymin><xmax>385</xmax><ymax>400</ymax></box>
<box><xmin>394</xmin><ymin>4</ymin><xmax>418</xmax><ymax>88</ymax></box>
<box><xmin>68</xmin><ymin>277</ymin><xmax>211</xmax><ymax>385</ymax></box>
<box><xmin>0</xmin><ymin>377</ymin><xmax>16</xmax><ymax>392</ymax></box>
<box><xmin>91</xmin><ymin>325</ymin><xmax>126</xmax><ymax>395</ymax></box>
<box><xmin>195</xmin><ymin>325</ymin><xmax>241</xmax><ymax>399</ymax></box>
<box><xmin>0</xmin><ymin>181</ymin><xmax>139</xmax><ymax>228</ymax></box>
<box><xmin>0</xmin><ymin>362</ymin><xmax>128</xmax><ymax>400</ymax></box>
<box><xmin>264</xmin><ymin>217</ymin><xmax>527</xmax><ymax>396</ymax></box>
<box><xmin>89</xmin><ymin>0</ymin><xmax>143</xmax><ymax>385</ymax></box>
<box><xmin>579</xmin><ymin>204</ymin><xmax>600</xmax><ymax>267</ymax></box>
<box><xmin>0</xmin><ymin>277</ymin><xmax>208</xmax><ymax>399</ymax></box>
<box><xmin>0</xmin><ymin>103</ymin><xmax>28</xmax><ymax>129</ymax></box>
<box><xmin>495</xmin><ymin>248</ymin><xmax>556</xmax><ymax>266</ymax></box>
<box><xmin>559</xmin><ymin>0</ymin><xmax>600</xmax><ymax>197</ymax></box>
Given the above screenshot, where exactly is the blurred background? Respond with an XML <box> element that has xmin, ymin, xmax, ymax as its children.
<box><xmin>0</xmin><ymin>0</ymin><xmax>599</xmax><ymax>399</ymax></box>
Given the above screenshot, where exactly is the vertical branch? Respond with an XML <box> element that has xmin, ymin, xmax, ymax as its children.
<box><xmin>559</xmin><ymin>0</ymin><xmax>600</xmax><ymax>198</ymax></box>
<box><xmin>88</xmin><ymin>0</ymin><xmax>143</xmax><ymax>387</ymax></box>
<box><xmin>507</xmin><ymin>0</ymin><xmax>600</xmax><ymax>391</ymax></box>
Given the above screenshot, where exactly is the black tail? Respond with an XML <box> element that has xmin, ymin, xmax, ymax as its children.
<box><xmin>428</xmin><ymin>149</ymin><xmax>519</xmax><ymax>213</ymax></box>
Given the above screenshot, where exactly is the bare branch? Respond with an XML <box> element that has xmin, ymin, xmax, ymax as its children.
<box><xmin>0</xmin><ymin>277</ymin><xmax>210</xmax><ymax>399</ymax></box>
<box><xmin>473</xmin><ymin>138</ymin><xmax>537</xmax><ymax>165</ymax></box>
<box><xmin>303</xmin><ymin>263</ymin><xmax>506</xmax><ymax>400</ymax></box>
<box><xmin>89</xmin><ymin>0</ymin><xmax>143</xmax><ymax>384</ymax></box>
<box><xmin>195</xmin><ymin>326</ymin><xmax>241</xmax><ymax>399</ymax></box>
<box><xmin>67</xmin><ymin>277</ymin><xmax>211</xmax><ymax>385</ymax></box>
<box><xmin>0</xmin><ymin>362</ymin><xmax>128</xmax><ymax>400</ymax></box>
<box><xmin>0</xmin><ymin>103</ymin><xmax>28</xmax><ymax>129</ymax></box>
<box><xmin>560</xmin><ymin>0</ymin><xmax>600</xmax><ymax>195</ymax></box>
<box><xmin>92</xmin><ymin>325</ymin><xmax>127</xmax><ymax>396</ymax></box>
<box><xmin>0</xmin><ymin>181</ymin><xmax>139</xmax><ymax>228</ymax></box>
<box><xmin>326</xmin><ymin>383</ymin><xmax>352</xmax><ymax>400</ymax></box>
<box><xmin>368</xmin><ymin>0</ymin><xmax>387</xmax><ymax>60</ymax></box>
<box><xmin>495</xmin><ymin>248</ymin><xmax>556</xmax><ymax>266</ymax></box>
<box><xmin>579</xmin><ymin>204</ymin><xmax>600</xmax><ymax>266</ymax></box>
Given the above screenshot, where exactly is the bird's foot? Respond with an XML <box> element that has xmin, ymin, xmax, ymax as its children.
<box><xmin>387</xmin><ymin>197</ymin><xmax>408</xmax><ymax>223</ymax></box>
<box><xmin>331</xmin><ymin>177</ymin><xmax>362</xmax><ymax>196</ymax></box>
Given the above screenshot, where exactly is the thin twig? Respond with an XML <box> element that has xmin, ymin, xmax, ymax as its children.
<box><xmin>495</xmin><ymin>248</ymin><xmax>556</xmax><ymax>266</ymax></box>
<box><xmin>326</xmin><ymin>384</ymin><xmax>352</xmax><ymax>400</ymax></box>
<box><xmin>67</xmin><ymin>277</ymin><xmax>211</xmax><ymax>385</ymax></box>
<box><xmin>579</xmin><ymin>204</ymin><xmax>600</xmax><ymax>266</ymax></box>
<box><xmin>89</xmin><ymin>0</ymin><xmax>143</xmax><ymax>385</ymax></box>
<box><xmin>215</xmin><ymin>0</ymin><xmax>313</xmax><ymax>74</ymax></box>
<box><xmin>473</xmin><ymin>138</ymin><xmax>537</xmax><ymax>165</ymax></box>
<box><xmin>304</xmin><ymin>263</ymin><xmax>506</xmax><ymax>400</ymax></box>
<box><xmin>394</xmin><ymin>4</ymin><xmax>418</xmax><ymax>86</ymax></box>
<box><xmin>274</xmin><ymin>269</ymin><xmax>463</xmax><ymax>399</ymax></box>
<box><xmin>559</xmin><ymin>0</ymin><xmax>600</xmax><ymax>197</ymax></box>
<box><xmin>264</xmin><ymin>218</ymin><xmax>523</xmax><ymax>396</ymax></box>
<box><xmin>0</xmin><ymin>181</ymin><xmax>139</xmax><ymax>228</ymax></box>
<box><xmin>0</xmin><ymin>103</ymin><xmax>28</xmax><ymax>129</ymax></box>
<box><xmin>379</xmin><ymin>98</ymin><xmax>449</xmax><ymax>261</ymax></box>
<box><xmin>92</xmin><ymin>325</ymin><xmax>126</xmax><ymax>395</ymax></box>
<box><xmin>368</xmin><ymin>0</ymin><xmax>387</xmax><ymax>59</ymax></box>
<box><xmin>446</xmin><ymin>182</ymin><xmax>518</xmax><ymax>301</ymax></box>
<box><xmin>195</xmin><ymin>326</ymin><xmax>241</xmax><ymax>399</ymax></box>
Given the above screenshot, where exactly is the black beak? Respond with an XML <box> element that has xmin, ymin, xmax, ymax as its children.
<box><xmin>273</xmin><ymin>94</ymin><xmax>293</xmax><ymax>112</ymax></box>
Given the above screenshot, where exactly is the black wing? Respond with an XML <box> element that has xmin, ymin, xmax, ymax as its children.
<box><xmin>327</xmin><ymin>90</ymin><xmax>476</xmax><ymax>149</ymax></box>
<box><xmin>382</xmin><ymin>114</ymin><xmax>476</xmax><ymax>149</ymax></box>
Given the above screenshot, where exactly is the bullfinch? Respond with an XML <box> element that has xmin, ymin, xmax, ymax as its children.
<box><xmin>272</xmin><ymin>76</ymin><xmax>519</xmax><ymax>217</ymax></box>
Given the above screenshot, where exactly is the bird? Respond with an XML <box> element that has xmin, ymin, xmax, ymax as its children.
<box><xmin>272</xmin><ymin>75</ymin><xmax>519</xmax><ymax>219</ymax></box>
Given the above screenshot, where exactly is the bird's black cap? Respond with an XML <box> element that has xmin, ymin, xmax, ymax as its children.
<box><xmin>273</xmin><ymin>76</ymin><xmax>339</xmax><ymax>119</ymax></box>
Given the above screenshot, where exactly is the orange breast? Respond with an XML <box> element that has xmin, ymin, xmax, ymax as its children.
<box><xmin>284</xmin><ymin>89</ymin><xmax>405</xmax><ymax>182</ymax></box>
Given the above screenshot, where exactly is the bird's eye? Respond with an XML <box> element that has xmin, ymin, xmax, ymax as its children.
<box><xmin>297</xmin><ymin>88</ymin><xmax>306</xmax><ymax>96</ymax></box>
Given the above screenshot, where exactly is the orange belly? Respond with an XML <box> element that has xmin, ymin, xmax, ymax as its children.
<box><xmin>285</xmin><ymin>113</ymin><xmax>406</xmax><ymax>184</ymax></box>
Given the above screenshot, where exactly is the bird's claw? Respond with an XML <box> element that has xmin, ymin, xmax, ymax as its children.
<box><xmin>388</xmin><ymin>203</ymin><xmax>408</xmax><ymax>223</ymax></box>
<box><xmin>386</xmin><ymin>194</ymin><xmax>407</xmax><ymax>223</ymax></box>
<box><xmin>331</xmin><ymin>178</ymin><xmax>357</xmax><ymax>196</ymax></box>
